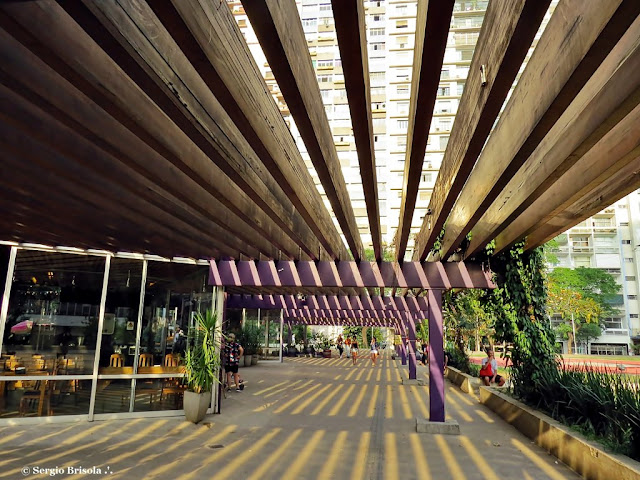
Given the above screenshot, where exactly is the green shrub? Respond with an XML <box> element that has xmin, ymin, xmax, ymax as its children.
<box><xmin>529</xmin><ymin>363</ymin><xmax>640</xmax><ymax>460</ymax></box>
<box><xmin>241</xmin><ymin>324</ymin><xmax>262</xmax><ymax>356</ymax></box>
<box><xmin>446</xmin><ymin>346</ymin><xmax>473</xmax><ymax>374</ymax></box>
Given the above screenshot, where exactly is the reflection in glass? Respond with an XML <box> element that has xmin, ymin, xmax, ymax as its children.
<box><xmin>0</xmin><ymin>379</ymin><xmax>91</xmax><ymax>418</ymax></box>
<box><xmin>100</xmin><ymin>259</ymin><xmax>143</xmax><ymax>369</ymax></box>
<box><xmin>134</xmin><ymin>374</ymin><xmax>186</xmax><ymax>411</ymax></box>
<box><xmin>2</xmin><ymin>250</ymin><xmax>105</xmax><ymax>376</ymax></box>
<box><xmin>94</xmin><ymin>379</ymin><xmax>134</xmax><ymax>414</ymax></box>
<box><xmin>141</xmin><ymin>263</ymin><xmax>211</xmax><ymax>367</ymax></box>
<box><xmin>134</xmin><ymin>262</ymin><xmax>211</xmax><ymax>411</ymax></box>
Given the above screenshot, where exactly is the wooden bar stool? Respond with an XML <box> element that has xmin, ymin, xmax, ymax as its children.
<box><xmin>109</xmin><ymin>354</ymin><xmax>124</xmax><ymax>368</ymax></box>
<box><xmin>138</xmin><ymin>353</ymin><xmax>153</xmax><ymax>367</ymax></box>
<box><xmin>164</xmin><ymin>354</ymin><xmax>178</xmax><ymax>367</ymax></box>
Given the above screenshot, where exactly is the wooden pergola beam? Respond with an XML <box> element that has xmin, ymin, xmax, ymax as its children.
<box><xmin>148</xmin><ymin>0</ymin><xmax>349</xmax><ymax>261</ymax></box>
<box><xmin>0</xmin><ymin>82</ymin><xmax>278</xmax><ymax>260</ymax></box>
<box><xmin>210</xmin><ymin>259</ymin><xmax>495</xmax><ymax>290</ymax></box>
<box><xmin>0</xmin><ymin>26</ymin><xmax>292</xmax><ymax>260</ymax></box>
<box><xmin>226</xmin><ymin>293</ymin><xmax>429</xmax><ymax>313</ymax></box>
<box><xmin>0</xmin><ymin>179</ymin><xmax>185</xmax><ymax>256</ymax></box>
<box><xmin>243</xmin><ymin>0</ymin><xmax>363</xmax><ymax>261</ymax></box>
<box><xmin>69</xmin><ymin>0</ymin><xmax>329</xmax><ymax>261</ymax></box>
<box><xmin>495</xmin><ymin>101</ymin><xmax>640</xmax><ymax>254</ymax></box>
<box><xmin>0</xmin><ymin>150</ymin><xmax>228</xmax><ymax>258</ymax></box>
<box><xmin>467</xmin><ymin>15</ymin><xmax>640</xmax><ymax>256</ymax></box>
<box><xmin>2</xmin><ymin>0</ymin><xmax>324</xmax><ymax>261</ymax></box>
<box><xmin>441</xmin><ymin>0</ymin><xmax>640</xmax><ymax>259</ymax></box>
<box><xmin>411</xmin><ymin>0</ymin><xmax>551</xmax><ymax>261</ymax></box>
<box><xmin>525</xmin><ymin>154</ymin><xmax>640</xmax><ymax>250</ymax></box>
<box><xmin>394</xmin><ymin>0</ymin><xmax>454</xmax><ymax>261</ymax></box>
<box><xmin>331</xmin><ymin>0</ymin><xmax>382</xmax><ymax>260</ymax></box>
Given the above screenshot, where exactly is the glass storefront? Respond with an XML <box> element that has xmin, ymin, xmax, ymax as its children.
<box><xmin>0</xmin><ymin>246</ymin><xmax>218</xmax><ymax>421</ymax></box>
<box><xmin>2</xmin><ymin>249</ymin><xmax>105</xmax><ymax>375</ymax></box>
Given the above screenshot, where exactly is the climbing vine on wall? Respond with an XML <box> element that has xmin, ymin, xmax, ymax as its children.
<box><xmin>482</xmin><ymin>241</ymin><xmax>558</xmax><ymax>400</ymax></box>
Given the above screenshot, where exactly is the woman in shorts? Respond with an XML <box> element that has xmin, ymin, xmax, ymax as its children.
<box><xmin>351</xmin><ymin>337</ymin><xmax>359</xmax><ymax>365</ymax></box>
<box><xmin>370</xmin><ymin>338</ymin><xmax>379</xmax><ymax>366</ymax></box>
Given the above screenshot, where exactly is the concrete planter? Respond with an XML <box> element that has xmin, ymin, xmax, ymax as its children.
<box><xmin>243</xmin><ymin>354</ymin><xmax>253</xmax><ymax>367</ymax></box>
<box><xmin>479</xmin><ymin>386</ymin><xmax>640</xmax><ymax>480</ymax></box>
<box><xmin>183</xmin><ymin>390</ymin><xmax>210</xmax><ymax>424</ymax></box>
<box><xmin>251</xmin><ymin>355</ymin><xmax>258</xmax><ymax>365</ymax></box>
<box><xmin>445</xmin><ymin>366</ymin><xmax>480</xmax><ymax>394</ymax></box>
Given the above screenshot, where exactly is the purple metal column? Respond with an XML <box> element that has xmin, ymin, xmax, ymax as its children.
<box><xmin>279</xmin><ymin>309</ymin><xmax>284</xmax><ymax>363</ymax></box>
<box><xmin>400</xmin><ymin>321</ymin><xmax>407</xmax><ymax>365</ymax></box>
<box><xmin>406</xmin><ymin>312</ymin><xmax>417</xmax><ymax>379</ymax></box>
<box><xmin>428</xmin><ymin>289</ymin><xmax>445</xmax><ymax>422</ymax></box>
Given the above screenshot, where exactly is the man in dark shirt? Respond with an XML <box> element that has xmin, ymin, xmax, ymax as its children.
<box><xmin>224</xmin><ymin>333</ymin><xmax>244</xmax><ymax>391</ymax></box>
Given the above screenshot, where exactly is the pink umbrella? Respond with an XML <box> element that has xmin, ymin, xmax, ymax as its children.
<box><xmin>10</xmin><ymin>320</ymin><xmax>33</xmax><ymax>335</ymax></box>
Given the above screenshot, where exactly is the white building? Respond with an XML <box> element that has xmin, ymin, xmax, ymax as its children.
<box><xmin>549</xmin><ymin>192</ymin><xmax>640</xmax><ymax>355</ymax></box>
<box><xmin>227</xmin><ymin>0</ymin><xmax>639</xmax><ymax>354</ymax></box>
<box><xmin>227</xmin><ymin>0</ymin><xmax>494</xmax><ymax>255</ymax></box>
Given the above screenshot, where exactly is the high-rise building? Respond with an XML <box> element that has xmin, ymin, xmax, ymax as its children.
<box><xmin>227</xmin><ymin>0</ymin><xmax>494</xmax><ymax>256</ymax></box>
<box><xmin>549</xmin><ymin>194</ymin><xmax>640</xmax><ymax>355</ymax></box>
<box><xmin>228</xmin><ymin>0</ymin><xmax>638</xmax><ymax>354</ymax></box>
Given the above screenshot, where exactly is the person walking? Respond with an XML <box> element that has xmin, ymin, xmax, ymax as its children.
<box><xmin>172</xmin><ymin>327</ymin><xmax>186</xmax><ymax>355</ymax></box>
<box><xmin>224</xmin><ymin>333</ymin><xmax>244</xmax><ymax>391</ymax></box>
<box><xmin>370</xmin><ymin>337</ymin><xmax>379</xmax><ymax>366</ymax></box>
<box><xmin>351</xmin><ymin>337</ymin><xmax>359</xmax><ymax>366</ymax></box>
<box><xmin>421</xmin><ymin>341</ymin><xmax>429</xmax><ymax>366</ymax></box>
<box><xmin>345</xmin><ymin>336</ymin><xmax>352</xmax><ymax>358</ymax></box>
<box><xmin>336</xmin><ymin>334</ymin><xmax>344</xmax><ymax>359</ymax></box>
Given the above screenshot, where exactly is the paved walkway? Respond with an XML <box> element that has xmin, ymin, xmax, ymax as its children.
<box><xmin>0</xmin><ymin>353</ymin><xmax>581</xmax><ymax>480</ymax></box>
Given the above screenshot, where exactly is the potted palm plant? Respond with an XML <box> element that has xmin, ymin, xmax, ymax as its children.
<box><xmin>184</xmin><ymin>310</ymin><xmax>221</xmax><ymax>423</ymax></box>
<box><xmin>312</xmin><ymin>332</ymin><xmax>332</xmax><ymax>358</ymax></box>
<box><xmin>242</xmin><ymin>325</ymin><xmax>261</xmax><ymax>366</ymax></box>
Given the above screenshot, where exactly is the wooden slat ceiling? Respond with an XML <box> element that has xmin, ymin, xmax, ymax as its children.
<box><xmin>0</xmin><ymin>0</ymin><xmax>639</xmax><ymax>276</ymax></box>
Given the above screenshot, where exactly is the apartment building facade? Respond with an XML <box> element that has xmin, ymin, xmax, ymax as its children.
<box><xmin>227</xmin><ymin>0</ymin><xmax>490</xmax><ymax>256</ymax></box>
<box><xmin>550</xmin><ymin>192</ymin><xmax>640</xmax><ymax>355</ymax></box>
<box><xmin>227</xmin><ymin>0</ymin><xmax>639</xmax><ymax>354</ymax></box>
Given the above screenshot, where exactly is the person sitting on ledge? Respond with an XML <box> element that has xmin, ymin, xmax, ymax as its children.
<box><xmin>480</xmin><ymin>349</ymin><xmax>505</xmax><ymax>386</ymax></box>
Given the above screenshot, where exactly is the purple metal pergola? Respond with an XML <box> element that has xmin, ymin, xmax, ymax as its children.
<box><xmin>210</xmin><ymin>260</ymin><xmax>495</xmax><ymax>423</ymax></box>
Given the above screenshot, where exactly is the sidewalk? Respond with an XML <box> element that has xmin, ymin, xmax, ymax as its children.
<box><xmin>0</xmin><ymin>353</ymin><xmax>581</xmax><ymax>479</ymax></box>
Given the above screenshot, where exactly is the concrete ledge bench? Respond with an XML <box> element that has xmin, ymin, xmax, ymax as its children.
<box><xmin>479</xmin><ymin>386</ymin><xmax>640</xmax><ymax>480</ymax></box>
<box><xmin>445</xmin><ymin>366</ymin><xmax>481</xmax><ymax>394</ymax></box>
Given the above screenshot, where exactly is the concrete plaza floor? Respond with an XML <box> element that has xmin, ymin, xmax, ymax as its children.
<box><xmin>0</xmin><ymin>353</ymin><xmax>581</xmax><ymax>480</ymax></box>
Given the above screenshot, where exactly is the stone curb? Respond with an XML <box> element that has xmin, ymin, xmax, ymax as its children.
<box><xmin>479</xmin><ymin>386</ymin><xmax>640</xmax><ymax>480</ymax></box>
<box><xmin>445</xmin><ymin>366</ymin><xmax>481</xmax><ymax>394</ymax></box>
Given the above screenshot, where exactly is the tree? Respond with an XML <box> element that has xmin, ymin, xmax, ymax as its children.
<box><xmin>546</xmin><ymin>267</ymin><xmax>621</xmax><ymax>354</ymax></box>
<box><xmin>548</xmin><ymin>267</ymin><xmax>621</xmax><ymax>317</ymax></box>
<box><xmin>342</xmin><ymin>326</ymin><xmax>362</xmax><ymax>344</ymax></box>
<box><xmin>443</xmin><ymin>289</ymin><xmax>494</xmax><ymax>352</ymax></box>
<box><xmin>542</xmin><ymin>235</ymin><xmax>563</xmax><ymax>265</ymax></box>
<box><xmin>576</xmin><ymin>322</ymin><xmax>602</xmax><ymax>353</ymax></box>
<box><xmin>547</xmin><ymin>284</ymin><xmax>600</xmax><ymax>354</ymax></box>
<box><xmin>416</xmin><ymin>321</ymin><xmax>428</xmax><ymax>344</ymax></box>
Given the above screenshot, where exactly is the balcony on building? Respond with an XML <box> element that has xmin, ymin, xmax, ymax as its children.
<box><xmin>453</xmin><ymin>1</ymin><xmax>489</xmax><ymax>14</ymax></box>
